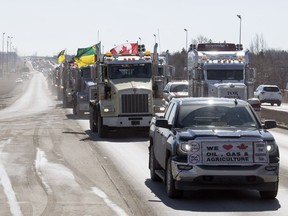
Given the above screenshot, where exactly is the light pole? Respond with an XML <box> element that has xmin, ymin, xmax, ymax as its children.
<box><xmin>9</xmin><ymin>36</ymin><xmax>13</xmax><ymax>73</ymax></box>
<box><xmin>184</xmin><ymin>28</ymin><xmax>188</xmax><ymax>52</ymax></box>
<box><xmin>2</xmin><ymin>33</ymin><xmax>5</xmax><ymax>76</ymax></box>
<box><xmin>6</xmin><ymin>36</ymin><xmax>9</xmax><ymax>75</ymax></box>
<box><xmin>9</xmin><ymin>36</ymin><xmax>13</xmax><ymax>52</ymax></box>
<box><xmin>138</xmin><ymin>37</ymin><xmax>141</xmax><ymax>45</ymax></box>
<box><xmin>237</xmin><ymin>15</ymin><xmax>242</xmax><ymax>44</ymax></box>
<box><xmin>184</xmin><ymin>28</ymin><xmax>189</xmax><ymax>80</ymax></box>
<box><xmin>153</xmin><ymin>34</ymin><xmax>156</xmax><ymax>44</ymax></box>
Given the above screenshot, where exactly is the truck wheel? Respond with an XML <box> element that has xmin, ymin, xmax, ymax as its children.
<box><xmin>97</xmin><ymin>116</ymin><xmax>108</xmax><ymax>138</ymax></box>
<box><xmin>149</xmin><ymin>145</ymin><xmax>161</xmax><ymax>182</ymax></box>
<box><xmin>165</xmin><ymin>156</ymin><xmax>183</xmax><ymax>198</ymax></box>
<box><xmin>73</xmin><ymin>104</ymin><xmax>77</xmax><ymax>116</ymax></box>
<box><xmin>259</xmin><ymin>182</ymin><xmax>278</xmax><ymax>199</ymax></box>
<box><xmin>89</xmin><ymin>107</ymin><xmax>97</xmax><ymax>132</ymax></box>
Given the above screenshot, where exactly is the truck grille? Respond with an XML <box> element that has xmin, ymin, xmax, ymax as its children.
<box><xmin>121</xmin><ymin>94</ymin><xmax>149</xmax><ymax>113</ymax></box>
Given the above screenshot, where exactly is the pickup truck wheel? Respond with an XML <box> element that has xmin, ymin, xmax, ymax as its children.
<box><xmin>259</xmin><ymin>182</ymin><xmax>278</xmax><ymax>199</ymax></box>
<box><xmin>149</xmin><ymin>146</ymin><xmax>161</xmax><ymax>181</ymax></box>
<box><xmin>165</xmin><ymin>156</ymin><xmax>183</xmax><ymax>198</ymax></box>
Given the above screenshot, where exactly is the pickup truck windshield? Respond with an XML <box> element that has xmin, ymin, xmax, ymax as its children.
<box><xmin>177</xmin><ymin>105</ymin><xmax>258</xmax><ymax>128</ymax></box>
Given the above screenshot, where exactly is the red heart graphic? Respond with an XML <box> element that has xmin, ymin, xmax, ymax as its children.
<box><xmin>223</xmin><ymin>144</ymin><xmax>233</xmax><ymax>150</ymax></box>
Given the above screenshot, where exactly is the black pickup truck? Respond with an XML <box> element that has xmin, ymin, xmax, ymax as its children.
<box><xmin>149</xmin><ymin>97</ymin><xmax>279</xmax><ymax>199</ymax></box>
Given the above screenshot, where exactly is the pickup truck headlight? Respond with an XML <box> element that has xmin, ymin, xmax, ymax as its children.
<box><xmin>180</xmin><ymin>141</ymin><xmax>200</xmax><ymax>153</ymax></box>
<box><xmin>266</xmin><ymin>141</ymin><xmax>277</xmax><ymax>155</ymax></box>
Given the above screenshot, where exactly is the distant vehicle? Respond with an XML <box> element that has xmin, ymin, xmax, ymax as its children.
<box><xmin>187</xmin><ymin>43</ymin><xmax>256</xmax><ymax>100</ymax></box>
<box><xmin>149</xmin><ymin>97</ymin><xmax>279</xmax><ymax>199</ymax></box>
<box><xmin>15</xmin><ymin>78</ymin><xmax>23</xmax><ymax>84</ymax></box>
<box><xmin>247</xmin><ymin>98</ymin><xmax>261</xmax><ymax>111</ymax></box>
<box><xmin>254</xmin><ymin>84</ymin><xmax>282</xmax><ymax>106</ymax></box>
<box><xmin>163</xmin><ymin>81</ymin><xmax>189</xmax><ymax>102</ymax></box>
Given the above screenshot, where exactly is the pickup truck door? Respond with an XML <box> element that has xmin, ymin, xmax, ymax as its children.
<box><xmin>154</xmin><ymin>102</ymin><xmax>176</xmax><ymax>168</ymax></box>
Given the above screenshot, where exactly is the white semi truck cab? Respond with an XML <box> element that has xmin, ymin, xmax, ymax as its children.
<box><xmin>187</xmin><ymin>43</ymin><xmax>256</xmax><ymax>100</ymax></box>
<box><xmin>89</xmin><ymin>44</ymin><xmax>166</xmax><ymax>137</ymax></box>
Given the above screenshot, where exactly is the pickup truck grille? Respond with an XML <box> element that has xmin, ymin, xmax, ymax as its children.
<box><xmin>121</xmin><ymin>94</ymin><xmax>149</xmax><ymax>113</ymax></box>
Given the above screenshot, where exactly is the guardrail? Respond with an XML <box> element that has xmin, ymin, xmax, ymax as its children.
<box><xmin>261</xmin><ymin>107</ymin><xmax>288</xmax><ymax>129</ymax></box>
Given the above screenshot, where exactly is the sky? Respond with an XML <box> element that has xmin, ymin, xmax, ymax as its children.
<box><xmin>1</xmin><ymin>0</ymin><xmax>288</xmax><ymax>57</ymax></box>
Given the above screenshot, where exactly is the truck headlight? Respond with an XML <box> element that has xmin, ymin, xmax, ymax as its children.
<box><xmin>180</xmin><ymin>141</ymin><xmax>200</xmax><ymax>153</ymax></box>
<box><xmin>154</xmin><ymin>106</ymin><xmax>166</xmax><ymax>112</ymax></box>
<box><xmin>267</xmin><ymin>141</ymin><xmax>277</xmax><ymax>155</ymax></box>
<box><xmin>103</xmin><ymin>106</ymin><xmax>115</xmax><ymax>113</ymax></box>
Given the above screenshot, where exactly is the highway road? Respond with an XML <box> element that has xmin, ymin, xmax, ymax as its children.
<box><xmin>0</xmin><ymin>70</ymin><xmax>287</xmax><ymax>216</ymax></box>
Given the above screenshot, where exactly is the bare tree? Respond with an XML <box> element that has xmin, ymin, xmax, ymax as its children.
<box><xmin>191</xmin><ymin>35</ymin><xmax>213</xmax><ymax>45</ymax></box>
<box><xmin>249</xmin><ymin>33</ymin><xmax>267</xmax><ymax>54</ymax></box>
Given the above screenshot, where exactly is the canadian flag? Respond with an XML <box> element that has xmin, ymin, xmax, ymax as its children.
<box><xmin>110</xmin><ymin>43</ymin><xmax>138</xmax><ymax>54</ymax></box>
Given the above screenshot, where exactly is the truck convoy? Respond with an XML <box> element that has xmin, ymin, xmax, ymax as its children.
<box><xmin>89</xmin><ymin>43</ymin><xmax>167</xmax><ymax>137</ymax></box>
<box><xmin>187</xmin><ymin>43</ymin><xmax>256</xmax><ymax>100</ymax></box>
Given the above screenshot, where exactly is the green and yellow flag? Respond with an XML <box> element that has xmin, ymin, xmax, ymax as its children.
<box><xmin>57</xmin><ymin>49</ymin><xmax>66</xmax><ymax>64</ymax></box>
<box><xmin>75</xmin><ymin>45</ymin><xmax>96</xmax><ymax>68</ymax></box>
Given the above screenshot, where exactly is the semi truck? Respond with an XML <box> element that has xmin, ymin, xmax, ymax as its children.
<box><xmin>89</xmin><ymin>43</ymin><xmax>166</xmax><ymax>137</ymax></box>
<box><xmin>72</xmin><ymin>65</ymin><xmax>97</xmax><ymax>118</ymax></box>
<box><xmin>187</xmin><ymin>43</ymin><xmax>256</xmax><ymax>100</ymax></box>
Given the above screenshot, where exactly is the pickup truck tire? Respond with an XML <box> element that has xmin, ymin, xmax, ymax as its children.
<box><xmin>165</xmin><ymin>156</ymin><xmax>183</xmax><ymax>198</ymax></box>
<box><xmin>149</xmin><ymin>146</ymin><xmax>161</xmax><ymax>182</ymax></box>
<box><xmin>259</xmin><ymin>182</ymin><xmax>278</xmax><ymax>199</ymax></box>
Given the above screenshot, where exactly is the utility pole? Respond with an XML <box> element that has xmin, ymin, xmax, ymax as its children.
<box><xmin>237</xmin><ymin>15</ymin><xmax>242</xmax><ymax>44</ymax></box>
<box><xmin>2</xmin><ymin>33</ymin><xmax>5</xmax><ymax>76</ymax></box>
<box><xmin>184</xmin><ymin>28</ymin><xmax>188</xmax><ymax>52</ymax></box>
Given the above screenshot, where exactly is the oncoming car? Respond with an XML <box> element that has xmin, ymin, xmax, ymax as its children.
<box><xmin>15</xmin><ymin>78</ymin><xmax>24</xmax><ymax>84</ymax></box>
<box><xmin>149</xmin><ymin>97</ymin><xmax>279</xmax><ymax>199</ymax></box>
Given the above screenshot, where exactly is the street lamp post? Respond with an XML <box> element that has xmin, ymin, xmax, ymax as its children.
<box><xmin>138</xmin><ymin>37</ymin><xmax>141</xmax><ymax>45</ymax></box>
<box><xmin>2</xmin><ymin>32</ymin><xmax>5</xmax><ymax>76</ymax></box>
<box><xmin>237</xmin><ymin>15</ymin><xmax>242</xmax><ymax>44</ymax></box>
<box><xmin>6</xmin><ymin>36</ymin><xmax>9</xmax><ymax>75</ymax></box>
<box><xmin>184</xmin><ymin>28</ymin><xmax>188</xmax><ymax>52</ymax></box>
<box><xmin>153</xmin><ymin>34</ymin><xmax>156</xmax><ymax>44</ymax></box>
<box><xmin>9</xmin><ymin>36</ymin><xmax>13</xmax><ymax>73</ymax></box>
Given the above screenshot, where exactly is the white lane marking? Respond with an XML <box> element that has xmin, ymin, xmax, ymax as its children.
<box><xmin>34</xmin><ymin>148</ymin><xmax>52</xmax><ymax>194</ymax></box>
<box><xmin>92</xmin><ymin>187</ymin><xmax>128</xmax><ymax>216</ymax></box>
<box><xmin>0</xmin><ymin>138</ymin><xmax>23</xmax><ymax>216</ymax></box>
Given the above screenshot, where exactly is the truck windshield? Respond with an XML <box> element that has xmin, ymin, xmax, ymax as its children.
<box><xmin>108</xmin><ymin>63</ymin><xmax>152</xmax><ymax>79</ymax></box>
<box><xmin>207</xmin><ymin>70</ymin><xmax>243</xmax><ymax>81</ymax></box>
<box><xmin>81</xmin><ymin>67</ymin><xmax>92</xmax><ymax>79</ymax></box>
<box><xmin>177</xmin><ymin>105</ymin><xmax>258</xmax><ymax>128</ymax></box>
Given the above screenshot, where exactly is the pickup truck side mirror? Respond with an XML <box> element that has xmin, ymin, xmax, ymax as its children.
<box><xmin>263</xmin><ymin>120</ymin><xmax>277</xmax><ymax>129</ymax></box>
<box><xmin>155</xmin><ymin>119</ymin><xmax>171</xmax><ymax>129</ymax></box>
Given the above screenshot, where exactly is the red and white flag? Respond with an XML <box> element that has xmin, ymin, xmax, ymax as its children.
<box><xmin>110</xmin><ymin>43</ymin><xmax>138</xmax><ymax>54</ymax></box>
